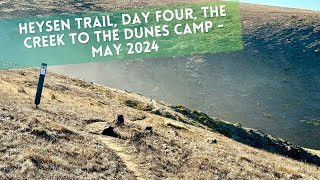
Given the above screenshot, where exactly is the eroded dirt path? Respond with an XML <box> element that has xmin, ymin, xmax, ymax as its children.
<box><xmin>86</xmin><ymin>122</ymin><xmax>146</xmax><ymax>180</ymax></box>
<box><xmin>96</xmin><ymin>136</ymin><xmax>146</xmax><ymax>180</ymax></box>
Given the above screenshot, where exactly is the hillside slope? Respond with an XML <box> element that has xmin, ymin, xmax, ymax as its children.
<box><xmin>1</xmin><ymin>0</ymin><xmax>320</xmax><ymax>179</ymax></box>
<box><xmin>0</xmin><ymin>69</ymin><xmax>319</xmax><ymax>179</ymax></box>
<box><xmin>48</xmin><ymin>2</ymin><xmax>320</xmax><ymax>149</ymax></box>
<box><xmin>1</xmin><ymin>1</ymin><xmax>320</xmax><ymax>149</ymax></box>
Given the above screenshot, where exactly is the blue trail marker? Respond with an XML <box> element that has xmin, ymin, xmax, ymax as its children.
<box><xmin>35</xmin><ymin>63</ymin><xmax>47</xmax><ymax>108</ymax></box>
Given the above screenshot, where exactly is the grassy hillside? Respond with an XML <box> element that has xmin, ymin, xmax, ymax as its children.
<box><xmin>0</xmin><ymin>69</ymin><xmax>319</xmax><ymax>179</ymax></box>
<box><xmin>1</xmin><ymin>0</ymin><xmax>320</xmax><ymax>179</ymax></box>
<box><xmin>46</xmin><ymin>1</ymin><xmax>319</xmax><ymax>149</ymax></box>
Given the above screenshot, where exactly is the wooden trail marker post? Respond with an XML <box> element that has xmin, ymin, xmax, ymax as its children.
<box><xmin>35</xmin><ymin>63</ymin><xmax>47</xmax><ymax>108</ymax></box>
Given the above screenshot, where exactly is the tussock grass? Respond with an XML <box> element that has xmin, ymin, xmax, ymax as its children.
<box><xmin>124</xmin><ymin>99</ymin><xmax>154</xmax><ymax>111</ymax></box>
<box><xmin>165</xmin><ymin>121</ymin><xmax>188</xmax><ymax>130</ymax></box>
<box><xmin>17</xmin><ymin>86</ymin><xmax>27</xmax><ymax>94</ymax></box>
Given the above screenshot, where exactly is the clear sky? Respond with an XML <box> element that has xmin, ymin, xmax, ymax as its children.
<box><xmin>240</xmin><ymin>0</ymin><xmax>320</xmax><ymax>11</ymax></box>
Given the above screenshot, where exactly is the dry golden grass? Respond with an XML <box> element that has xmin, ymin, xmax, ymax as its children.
<box><xmin>0</xmin><ymin>0</ymin><xmax>320</xmax><ymax>179</ymax></box>
<box><xmin>0</xmin><ymin>69</ymin><xmax>319</xmax><ymax>179</ymax></box>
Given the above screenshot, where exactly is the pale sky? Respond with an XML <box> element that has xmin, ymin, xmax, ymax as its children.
<box><xmin>240</xmin><ymin>0</ymin><xmax>320</xmax><ymax>11</ymax></box>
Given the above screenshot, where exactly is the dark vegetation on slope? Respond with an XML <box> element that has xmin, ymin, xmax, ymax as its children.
<box><xmin>169</xmin><ymin>105</ymin><xmax>320</xmax><ymax>166</ymax></box>
<box><xmin>122</xmin><ymin>95</ymin><xmax>320</xmax><ymax>166</ymax></box>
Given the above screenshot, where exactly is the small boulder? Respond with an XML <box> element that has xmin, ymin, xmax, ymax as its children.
<box><xmin>115</xmin><ymin>114</ymin><xmax>124</xmax><ymax>125</ymax></box>
<box><xmin>145</xmin><ymin>126</ymin><xmax>153</xmax><ymax>135</ymax></box>
<box><xmin>101</xmin><ymin>126</ymin><xmax>118</xmax><ymax>137</ymax></box>
<box><xmin>145</xmin><ymin>126</ymin><xmax>153</xmax><ymax>131</ymax></box>
<box><xmin>207</xmin><ymin>139</ymin><xmax>217</xmax><ymax>144</ymax></box>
